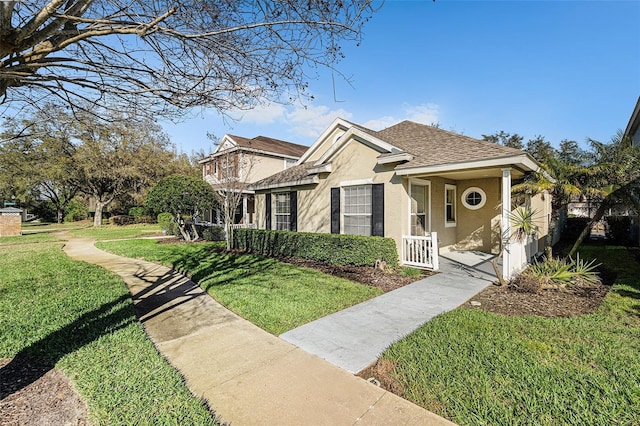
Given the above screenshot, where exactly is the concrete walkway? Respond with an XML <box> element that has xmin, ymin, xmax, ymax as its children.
<box><xmin>281</xmin><ymin>255</ymin><xmax>494</xmax><ymax>373</ymax></box>
<box><xmin>63</xmin><ymin>236</ymin><xmax>454</xmax><ymax>426</ymax></box>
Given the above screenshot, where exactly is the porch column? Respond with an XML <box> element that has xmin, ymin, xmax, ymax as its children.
<box><xmin>242</xmin><ymin>194</ymin><xmax>248</xmax><ymax>224</ymax></box>
<box><xmin>501</xmin><ymin>168</ymin><xmax>512</xmax><ymax>279</ymax></box>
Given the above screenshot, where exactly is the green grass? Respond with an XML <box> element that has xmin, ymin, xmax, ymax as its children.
<box><xmin>0</xmin><ymin>233</ymin><xmax>61</xmax><ymax>245</ymax></box>
<box><xmin>0</xmin><ymin>238</ymin><xmax>218</xmax><ymax>425</ymax></box>
<box><xmin>69</xmin><ymin>223</ymin><xmax>162</xmax><ymax>240</ymax></box>
<box><xmin>21</xmin><ymin>221</ymin><xmax>91</xmax><ymax>235</ymax></box>
<box><xmin>98</xmin><ymin>239</ymin><xmax>383</xmax><ymax>335</ymax></box>
<box><xmin>378</xmin><ymin>243</ymin><xmax>640</xmax><ymax>425</ymax></box>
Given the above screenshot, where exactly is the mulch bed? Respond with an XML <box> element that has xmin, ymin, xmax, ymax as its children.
<box><xmin>0</xmin><ymin>358</ymin><xmax>88</xmax><ymax>426</ymax></box>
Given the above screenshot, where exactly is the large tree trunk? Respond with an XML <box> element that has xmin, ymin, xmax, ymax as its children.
<box><xmin>94</xmin><ymin>200</ymin><xmax>107</xmax><ymax>227</ymax></box>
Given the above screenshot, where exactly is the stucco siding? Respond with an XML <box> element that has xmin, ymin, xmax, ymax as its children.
<box><xmin>243</xmin><ymin>153</ymin><xmax>294</xmax><ymax>183</ymax></box>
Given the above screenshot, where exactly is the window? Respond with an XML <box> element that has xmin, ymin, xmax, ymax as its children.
<box><xmin>462</xmin><ymin>187</ymin><xmax>486</xmax><ymax>210</ymax></box>
<box><xmin>274</xmin><ymin>192</ymin><xmax>290</xmax><ymax>231</ymax></box>
<box><xmin>343</xmin><ymin>185</ymin><xmax>371</xmax><ymax>236</ymax></box>
<box><xmin>284</xmin><ymin>158</ymin><xmax>297</xmax><ymax>169</ymax></box>
<box><xmin>410</xmin><ymin>182</ymin><xmax>429</xmax><ymax>236</ymax></box>
<box><xmin>445</xmin><ymin>184</ymin><xmax>456</xmax><ymax>227</ymax></box>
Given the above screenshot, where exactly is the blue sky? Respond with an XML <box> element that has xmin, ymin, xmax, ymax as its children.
<box><xmin>163</xmin><ymin>0</ymin><xmax>640</xmax><ymax>155</ymax></box>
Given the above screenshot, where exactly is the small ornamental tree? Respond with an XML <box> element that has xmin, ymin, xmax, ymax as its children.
<box><xmin>146</xmin><ymin>175</ymin><xmax>217</xmax><ymax>241</ymax></box>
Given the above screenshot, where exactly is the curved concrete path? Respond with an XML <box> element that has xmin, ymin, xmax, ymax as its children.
<box><xmin>63</xmin><ymin>236</ymin><xmax>454</xmax><ymax>426</ymax></box>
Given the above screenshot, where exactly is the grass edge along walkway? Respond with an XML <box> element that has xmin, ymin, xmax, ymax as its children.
<box><xmin>66</xmin><ymin>235</ymin><xmax>455</xmax><ymax>425</ymax></box>
<box><xmin>0</xmin><ymin>239</ymin><xmax>220</xmax><ymax>425</ymax></box>
<box><xmin>97</xmin><ymin>238</ymin><xmax>383</xmax><ymax>335</ymax></box>
<box><xmin>377</xmin><ymin>243</ymin><xmax>640</xmax><ymax>426</ymax></box>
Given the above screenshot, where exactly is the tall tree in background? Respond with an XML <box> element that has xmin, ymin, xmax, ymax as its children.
<box><xmin>0</xmin><ymin>108</ymin><xmax>80</xmax><ymax>222</ymax></box>
<box><xmin>525</xmin><ymin>135</ymin><xmax>556</xmax><ymax>164</ymax></box>
<box><xmin>482</xmin><ymin>131</ymin><xmax>524</xmax><ymax>149</ymax></box>
<box><xmin>0</xmin><ymin>1</ymin><xmax>376</xmax><ymax>121</ymax></box>
<box><xmin>567</xmin><ymin>132</ymin><xmax>640</xmax><ymax>257</ymax></box>
<box><xmin>71</xmin><ymin>110</ymin><xmax>178</xmax><ymax>226</ymax></box>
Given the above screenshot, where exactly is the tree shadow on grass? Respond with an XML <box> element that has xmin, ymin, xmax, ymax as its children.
<box><xmin>0</xmin><ymin>295</ymin><xmax>135</xmax><ymax>400</ymax></box>
<box><xmin>168</xmin><ymin>249</ymin><xmax>278</xmax><ymax>291</ymax></box>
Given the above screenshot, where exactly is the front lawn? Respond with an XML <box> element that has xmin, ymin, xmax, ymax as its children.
<box><xmin>372</xmin><ymin>243</ymin><xmax>640</xmax><ymax>425</ymax></box>
<box><xmin>98</xmin><ymin>239</ymin><xmax>383</xmax><ymax>335</ymax></box>
<box><xmin>69</xmin><ymin>223</ymin><xmax>162</xmax><ymax>240</ymax></box>
<box><xmin>0</xmin><ymin>239</ymin><xmax>218</xmax><ymax>425</ymax></box>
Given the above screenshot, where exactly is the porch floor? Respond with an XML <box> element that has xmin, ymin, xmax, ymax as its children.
<box><xmin>280</xmin><ymin>254</ymin><xmax>497</xmax><ymax>374</ymax></box>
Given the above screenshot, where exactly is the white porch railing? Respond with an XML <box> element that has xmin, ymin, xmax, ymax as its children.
<box><xmin>229</xmin><ymin>223</ymin><xmax>256</xmax><ymax>230</ymax></box>
<box><xmin>504</xmin><ymin>233</ymin><xmax>539</xmax><ymax>279</ymax></box>
<box><xmin>402</xmin><ymin>232</ymin><xmax>439</xmax><ymax>270</ymax></box>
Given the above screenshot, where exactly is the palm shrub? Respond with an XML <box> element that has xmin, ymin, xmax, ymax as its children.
<box><xmin>525</xmin><ymin>254</ymin><xmax>600</xmax><ymax>290</ymax></box>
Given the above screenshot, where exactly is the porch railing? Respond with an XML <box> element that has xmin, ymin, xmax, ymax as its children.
<box><xmin>402</xmin><ymin>233</ymin><xmax>439</xmax><ymax>270</ymax></box>
<box><xmin>229</xmin><ymin>223</ymin><xmax>256</xmax><ymax>230</ymax></box>
<box><xmin>505</xmin><ymin>233</ymin><xmax>539</xmax><ymax>279</ymax></box>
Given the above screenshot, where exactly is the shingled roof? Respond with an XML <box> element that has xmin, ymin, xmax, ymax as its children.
<box><xmin>372</xmin><ymin>120</ymin><xmax>526</xmax><ymax>170</ymax></box>
<box><xmin>251</xmin><ymin>119</ymin><xmax>537</xmax><ymax>189</ymax></box>
<box><xmin>226</xmin><ymin>134</ymin><xmax>308</xmax><ymax>158</ymax></box>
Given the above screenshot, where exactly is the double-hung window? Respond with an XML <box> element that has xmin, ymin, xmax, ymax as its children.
<box><xmin>274</xmin><ymin>192</ymin><xmax>291</xmax><ymax>231</ymax></box>
<box><xmin>410</xmin><ymin>182</ymin><xmax>429</xmax><ymax>236</ymax></box>
<box><xmin>445</xmin><ymin>184</ymin><xmax>457</xmax><ymax>227</ymax></box>
<box><xmin>343</xmin><ymin>185</ymin><xmax>371</xmax><ymax>236</ymax></box>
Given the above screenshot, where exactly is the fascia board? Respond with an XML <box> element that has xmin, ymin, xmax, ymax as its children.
<box><xmin>395</xmin><ymin>154</ymin><xmax>540</xmax><ymax>176</ymax></box>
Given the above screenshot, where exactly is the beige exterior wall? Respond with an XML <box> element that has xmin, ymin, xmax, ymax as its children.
<box><xmin>448</xmin><ymin>178</ymin><xmax>502</xmax><ymax>253</ymax></box>
<box><xmin>304</xmin><ymin>125</ymin><xmax>349</xmax><ymax>163</ymax></box>
<box><xmin>529</xmin><ymin>190</ymin><xmax>551</xmax><ymax>252</ymax></box>
<box><xmin>203</xmin><ymin>152</ymin><xmax>297</xmax><ymax>185</ymax></box>
<box><xmin>254</xmin><ymin>134</ymin><xmax>551</xmax><ymax>263</ymax></box>
<box><xmin>242</xmin><ymin>153</ymin><xmax>296</xmax><ymax>183</ymax></box>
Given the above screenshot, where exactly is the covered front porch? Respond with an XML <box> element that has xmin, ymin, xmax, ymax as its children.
<box><xmin>396</xmin><ymin>157</ymin><xmax>547</xmax><ymax>281</ymax></box>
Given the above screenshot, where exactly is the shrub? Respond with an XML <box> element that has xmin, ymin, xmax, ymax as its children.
<box><xmin>604</xmin><ymin>216</ymin><xmax>631</xmax><ymax>244</ymax></box>
<box><xmin>202</xmin><ymin>226</ymin><xmax>225</xmax><ymax>241</ymax></box>
<box><xmin>525</xmin><ymin>255</ymin><xmax>601</xmax><ymax>290</ymax></box>
<box><xmin>109</xmin><ymin>215</ymin><xmax>134</xmax><ymax>225</ymax></box>
<box><xmin>233</xmin><ymin>229</ymin><xmax>399</xmax><ymax>267</ymax></box>
<box><xmin>157</xmin><ymin>212</ymin><xmax>178</xmax><ymax>235</ymax></box>
<box><xmin>64</xmin><ymin>199</ymin><xmax>89</xmax><ymax>222</ymax></box>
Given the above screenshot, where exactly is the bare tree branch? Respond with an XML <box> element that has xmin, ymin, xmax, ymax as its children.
<box><xmin>0</xmin><ymin>1</ymin><xmax>378</xmax><ymax>121</ymax></box>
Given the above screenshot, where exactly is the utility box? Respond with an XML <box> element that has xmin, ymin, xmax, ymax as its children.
<box><xmin>0</xmin><ymin>207</ymin><xmax>23</xmax><ymax>237</ymax></box>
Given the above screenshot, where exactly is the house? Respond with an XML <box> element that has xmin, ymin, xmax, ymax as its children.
<box><xmin>199</xmin><ymin>134</ymin><xmax>308</xmax><ymax>226</ymax></box>
<box><xmin>251</xmin><ymin>119</ymin><xmax>551</xmax><ymax>279</ymax></box>
<box><xmin>624</xmin><ymin>96</ymin><xmax>640</xmax><ymax>148</ymax></box>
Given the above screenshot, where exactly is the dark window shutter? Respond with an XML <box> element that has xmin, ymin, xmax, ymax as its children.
<box><xmin>372</xmin><ymin>183</ymin><xmax>384</xmax><ymax>237</ymax></box>
<box><xmin>289</xmin><ymin>191</ymin><xmax>297</xmax><ymax>232</ymax></box>
<box><xmin>331</xmin><ymin>187</ymin><xmax>340</xmax><ymax>234</ymax></box>
<box><xmin>265</xmin><ymin>193</ymin><xmax>271</xmax><ymax>230</ymax></box>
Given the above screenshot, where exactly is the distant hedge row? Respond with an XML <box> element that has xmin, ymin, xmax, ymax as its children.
<box><xmin>232</xmin><ymin>229</ymin><xmax>399</xmax><ymax>267</ymax></box>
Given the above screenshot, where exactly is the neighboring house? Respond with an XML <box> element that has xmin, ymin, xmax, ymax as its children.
<box><xmin>624</xmin><ymin>96</ymin><xmax>640</xmax><ymax>148</ymax></box>
<box><xmin>199</xmin><ymin>134</ymin><xmax>308</xmax><ymax>226</ymax></box>
<box><xmin>251</xmin><ymin>118</ymin><xmax>551</xmax><ymax>279</ymax></box>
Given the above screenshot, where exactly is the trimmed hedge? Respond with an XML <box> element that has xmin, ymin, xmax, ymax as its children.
<box><xmin>233</xmin><ymin>229</ymin><xmax>399</xmax><ymax>267</ymax></box>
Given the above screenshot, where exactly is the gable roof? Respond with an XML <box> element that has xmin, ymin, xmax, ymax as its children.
<box><xmin>200</xmin><ymin>134</ymin><xmax>308</xmax><ymax>163</ymax></box>
<box><xmin>228</xmin><ymin>134</ymin><xmax>309</xmax><ymax>158</ymax></box>
<box><xmin>251</xmin><ymin>118</ymin><xmax>541</xmax><ymax>189</ymax></box>
<box><xmin>623</xmin><ymin>96</ymin><xmax>640</xmax><ymax>147</ymax></box>
<box><xmin>372</xmin><ymin>120</ymin><xmax>526</xmax><ymax>170</ymax></box>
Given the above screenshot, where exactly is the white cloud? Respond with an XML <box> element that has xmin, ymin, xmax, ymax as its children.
<box><xmin>362</xmin><ymin>116</ymin><xmax>396</xmax><ymax>130</ymax></box>
<box><xmin>235</xmin><ymin>103</ymin><xmax>287</xmax><ymax>124</ymax></box>
<box><xmin>404</xmin><ymin>103</ymin><xmax>440</xmax><ymax>125</ymax></box>
<box><xmin>286</xmin><ymin>105</ymin><xmax>353</xmax><ymax>138</ymax></box>
<box><xmin>362</xmin><ymin>103</ymin><xmax>441</xmax><ymax>131</ymax></box>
